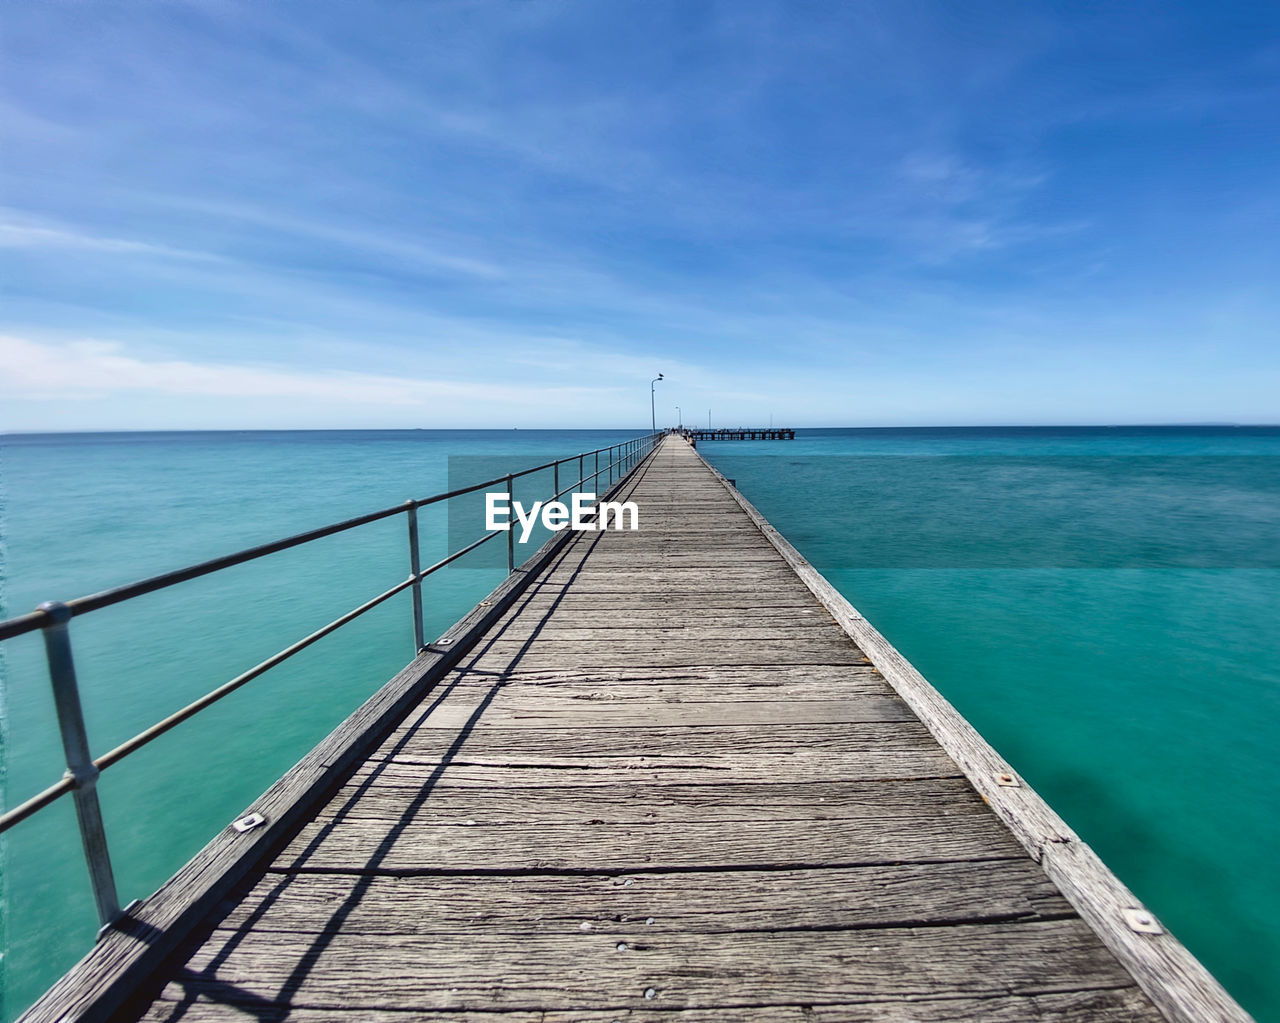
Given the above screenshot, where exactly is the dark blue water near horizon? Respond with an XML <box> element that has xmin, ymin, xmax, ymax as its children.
<box><xmin>2</xmin><ymin>426</ymin><xmax>1278</xmax><ymax>1020</ymax></box>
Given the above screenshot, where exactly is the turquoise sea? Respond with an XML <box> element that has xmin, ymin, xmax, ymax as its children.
<box><xmin>1</xmin><ymin>427</ymin><xmax>1278</xmax><ymax>1021</ymax></box>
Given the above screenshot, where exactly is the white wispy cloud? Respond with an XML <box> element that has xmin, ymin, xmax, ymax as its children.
<box><xmin>0</xmin><ymin>332</ymin><xmax>823</xmax><ymax>431</ymax></box>
<box><xmin>0</xmin><ymin>215</ymin><xmax>219</xmax><ymax>262</ymax></box>
<box><xmin>140</xmin><ymin>198</ymin><xmax>510</xmax><ymax>280</ymax></box>
<box><xmin>0</xmin><ymin>335</ymin><xmax>608</xmax><ymax>407</ymax></box>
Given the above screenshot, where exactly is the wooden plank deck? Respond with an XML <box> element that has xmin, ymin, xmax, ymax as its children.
<box><xmin>112</xmin><ymin>435</ymin><xmax>1178</xmax><ymax>1022</ymax></box>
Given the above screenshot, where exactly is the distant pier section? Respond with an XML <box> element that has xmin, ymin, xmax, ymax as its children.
<box><xmin>679</xmin><ymin>426</ymin><xmax>795</xmax><ymax>441</ymax></box>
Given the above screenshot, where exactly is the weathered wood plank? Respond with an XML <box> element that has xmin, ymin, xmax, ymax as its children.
<box><xmin>475</xmin><ymin>625</ymin><xmax>850</xmax><ymax>642</ymax></box>
<box><xmin>310</xmin><ymin>778</ymin><xmax>993</xmax><ymax>826</ymax></box>
<box><xmin>371</xmin><ymin>721</ymin><xmax>948</xmax><ymax>761</ymax></box>
<box><xmin>520</xmin><ymin>575</ymin><xmax>819</xmax><ymax>593</ymax></box>
<box><xmin>475</xmin><ymin>624</ymin><xmax>854</xmax><ymax>642</ymax></box>
<box><xmin>467</xmin><ymin>636</ymin><xmax>867</xmax><ymax>656</ymax></box>
<box><xmin>508</xmin><ymin>595</ymin><xmax>827</xmax><ymax>610</ymax></box>
<box><xmin>411</xmin><ymin>695</ymin><xmax>912</xmax><ymax>729</ymax></box>
<box><xmin>140</xmin><ymin>988</ymin><xmax>1163</xmax><ymax>1022</ymax></box>
<box><xmin>217</xmin><ymin>860</ymin><xmax>1072</xmax><ymax>935</ymax></box>
<box><xmin>277</xmin><ymin>810</ymin><xmax>1022</xmax><ymax>872</ymax></box>
<box><xmin>496</xmin><ymin>621</ymin><xmax>842</xmax><ymax>637</ymax></box>
<box><xmin>555</xmin><ymin>548</ymin><xmax>786</xmax><ymax>561</ymax></box>
<box><xmin>546</xmin><ymin>560</ymin><xmax>788</xmax><ymax>575</ymax></box>
<box><xmin>460</xmin><ymin>644</ymin><xmax>871</xmax><ymax>668</ymax></box>
<box><xmin>413</xmin><ymin>677</ymin><xmax>893</xmax><ymax>705</ymax></box>
<box><xmin>403</xmin><ymin>663</ymin><xmax>883</xmax><ymax>690</ymax></box>
<box><xmin>209</xmin><ymin>860</ymin><xmax>1070</xmax><ymax>942</ymax></box>
<box><xmin>528</xmin><ymin>582</ymin><xmax>819</xmax><ymax>598</ymax></box>
<box><xmin>156</xmin><ymin>922</ymin><xmax>1148</xmax><ymax>1012</ymax></box>
<box><xmin>346</xmin><ymin>754</ymin><xmax>961</xmax><ymax>789</ymax></box>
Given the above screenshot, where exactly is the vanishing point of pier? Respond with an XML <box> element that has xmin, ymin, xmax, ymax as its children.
<box><xmin>11</xmin><ymin>435</ymin><xmax>1251</xmax><ymax>1022</ymax></box>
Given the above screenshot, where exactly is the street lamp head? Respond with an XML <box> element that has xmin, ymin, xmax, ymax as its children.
<box><xmin>649</xmin><ymin>375</ymin><xmax>664</xmax><ymax>432</ymax></box>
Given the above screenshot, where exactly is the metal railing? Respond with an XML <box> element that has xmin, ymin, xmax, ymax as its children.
<box><xmin>0</xmin><ymin>432</ymin><xmax>661</xmax><ymax>928</ymax></box>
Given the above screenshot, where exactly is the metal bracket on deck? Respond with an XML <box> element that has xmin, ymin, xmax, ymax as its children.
<box><xmin>994</xmin><ymin>772</ymin><xmax>1021</xmax><ymax>787</ymax></box>
<box><xmin>231</xmin><ymin>812</ymin><xmax>266</xmax><ymax>833</ymax></box>
<box><xmin>95</xmin><ymin>899</ymin><xmax>142</xmax><ymax>943</ymax></box>
<box><xmin>1122</xmin><ymin>907</ymin><xmax>1164</xmax><ymax>935</ymax></box>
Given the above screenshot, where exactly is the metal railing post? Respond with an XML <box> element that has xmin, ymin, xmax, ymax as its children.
<box><xmin>594</xmin><ymin>450</ymin><xmax>599</xmax><ymax>489</ymax></box>
<box><xmin>38</xmin><ymin>601</ymin><xmax>121</xmax><ymax>928</ymax></box>
<box><xmin>505</xmin><ymin>474</ymin><xmax>515</xmax><ymax>573</ymax></box>
<box><xmin>578</xmin><ymin>454</ymin><xmax>584</xmax><ymax>492</ymax></box>
<box><xmin>405</xmin><ymin>502</ymin><xmax>425</xmax><ymax>653</ymax></box>
<box><xmin>554</xmin><ymin>461</ymin><xmax>559</xmax><ymax>502</ymax></box>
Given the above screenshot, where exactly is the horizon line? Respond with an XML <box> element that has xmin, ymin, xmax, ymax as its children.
<box><xmin>3</xmin><ymin>422</ymin><xmax>1278</xmax><ymax>438</ymax></box>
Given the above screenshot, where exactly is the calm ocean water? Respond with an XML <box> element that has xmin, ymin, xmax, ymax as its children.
<box><xmin>2</xmin><ymin>427</ymin><xmax>1278</xmax><ymax>1020</ymax></box>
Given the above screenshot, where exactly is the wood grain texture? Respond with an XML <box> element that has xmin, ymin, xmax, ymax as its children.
<box><xmin>344</xmin><ymin>753</ymin><xmax>961</xmax><ymax>789</ymax></box>
<box><xmin>139</xmin><ymin>988</ymin><xmax>1162</xmax><ymax>1023</ymax></box>
<box><xmin>277</xmin><ymin>810</ymin><xmax>1023</xmax><ymax>873</ymax></box>
<box><xmin>367</xmin><ymin>720</ymin><xmax>955</xmax><ymax>762</ymax></box>
<box><xmin>408</xmin><ymin>672</ymin><xmax>893</xmax><ymax>703</ymax></box>
<box><xmin>310</xmin><ymin>778</ymin><xmax>982</xmax><ymax>825</ymax></box>
<box><xmin>215</xmin><ymin>860</ymin><xmax>1072</xmax><ymax>934</ymax></box>
<box><xmin>153</xmin><ymin>922</ymin><xmax>1145</xmax><ymax>1012</ymax></box>
<box><xmin>411</xmin><ymin>694</ymin><xmax>914</xmax><ymax>729</ymax></box>
<box><xmin>395</xmin><ymin>663</ymin><xmax>884</xmax><ymax>689</ymax></box>
<box><xmin>460</xmin><ymin>643</ymin><xmax>871</xmax><ymax>669</ymax></box>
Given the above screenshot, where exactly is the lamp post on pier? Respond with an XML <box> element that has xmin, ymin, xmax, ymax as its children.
<box><xmin>650</xmin><ymin>374</ymin><xmax>663</xmax><ymax>433</ymax></box>
<box><xmin>675</xmin><ymin>405</ymin><xmax>682</xmax><ymax>429</ymax></box>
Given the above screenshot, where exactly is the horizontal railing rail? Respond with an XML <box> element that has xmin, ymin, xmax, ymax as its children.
<box><xmin>0</xmin><ymin>432</ymin><xmax>661</xmax><ymax>931</ymax></box>
<box><xmin>0</xmin><ymin>437</ymin><xmax>656</xmax><ymax>642</ymax></box>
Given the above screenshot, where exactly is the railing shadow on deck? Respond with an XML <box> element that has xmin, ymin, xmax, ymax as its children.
<box><xmin>128</xmin><ymin>456</ymin><xmax>659</xmax><ymax>1021</ymax></box>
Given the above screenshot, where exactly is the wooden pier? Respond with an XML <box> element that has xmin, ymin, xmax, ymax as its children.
<box><xmin>26</xmin><ymin>436</ymin><xmax>1250</xmax><ymax>1023</ymax></box>
<box><xmin>681</xmin><ymin>427</ymin><xmax>795</xmax><ymax>441</ymax></box>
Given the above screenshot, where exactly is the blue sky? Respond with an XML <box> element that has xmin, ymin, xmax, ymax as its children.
<box><xmin>2</xmin><ymin>0</ymin><xmax>1278</xmax><ymax>430</ymax></box>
